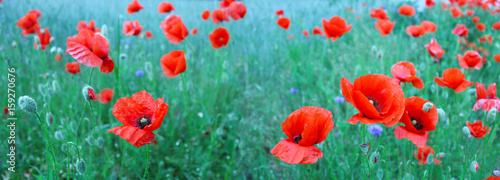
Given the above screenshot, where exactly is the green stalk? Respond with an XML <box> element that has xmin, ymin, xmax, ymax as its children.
<box><xmin>142</xmin><ymin>144</ymin><xmax>151</xmax><ymax>180</ymax></box>
<box><xmin>34</xmin><ymin>112</ymin><xmax>57</xmax><ymax>177</ymax></box>
<box><xmin>119</xmin><ymin>141</ymin><xmax>127</xmax><ymax>176</ymax></box>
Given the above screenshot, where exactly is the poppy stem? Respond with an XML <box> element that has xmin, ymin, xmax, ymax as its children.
<box><xmin>361</xmin><ymin>125</ymin><xmax>368</xmax><ymax>179</ymax></box>
<box><xmin>34</xmin><ymin>112</ymin><xmax>57</xmax><ymax>177</ymax></box>
<box><xmin>67</xmin><ymin>146</ymin><xmax>70</xmax><ymax>180</ymax></box>
<box><xmin>88</xmin><ymin>67</ymin><xmax>94</xmax><ymax>85</ymax></box>
<box><xmin>142</xmin><ymin>143</ymin><xmax>151</xmax><ymax>180</ymax></box>
<box><xmin>307</xmin><ymin>164</ymin><xmax>311</xmax><ymax>179</ymax></box>
<box><xmin>88</xmin><ymin>101</ymin><xmax>96</xmax><ymax>176</ymax></box>
<box><xmin>75</xmin><ymin>102</ymin><xmax>88</xmax><ymax>145</ymax></box>
<box><xmin>119</xmin><ymin>141</ymin><xmax>127</xmax><ymax>177</ymax></box>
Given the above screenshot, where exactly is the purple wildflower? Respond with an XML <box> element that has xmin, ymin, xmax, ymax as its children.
<box><xmin>126</xmin><ymin>41</ymin><xmax>131</xmax><ymax>45</ymax></box>
<box><xmin>368</xmin><ymin>124</ymin><xmax>383</xmax><ymax>137</ymax></box>
<box><xmin>120</xmin><ymin>39</ymin><xmax>125</xmax><ymax>44</ymax></box>
<box><xmin>135</xmin><ymin>70</ymin><xmax>144</xmax><ymax>77</ymax></box>
<box><xmin>334</xmin><ymin>96</ymin><xmax>345</xmax><ymax>104</ymax></box>
<box><xmin>290</xmin><ymin>87</ymin><xmax>299</xmax><ymax>94</ymax></box>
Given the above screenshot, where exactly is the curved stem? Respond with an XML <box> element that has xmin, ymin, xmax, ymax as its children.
<box><xmin>75</xmin><ymin>102</ymin><xmax>88</xmax><ymax>145</ymax></box>
<box><xmin>143</xmin><ymin>144</ymin><xmax>151</xmax><ymax>180</ymax></box>
<box><xmin>34</xmin><ymin>112</ymin><xmax>57</xmax><ymax>176</ymax></box>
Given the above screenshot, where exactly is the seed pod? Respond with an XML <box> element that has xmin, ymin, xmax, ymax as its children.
<box><xmin>426</xmin><ymin>153</ymin><xmax>434</xmax><ymax>164</ymax></box>
<box><xmin>82</xmin><ymin>86</ymin><xmax>96</xmax><ymax>102</ymax></box>
<box><xmin>360</xmin><ymin>143</ymin><xmax>369</xmax><ymax>155</ymax></box>
<box><xmin>492</xmin><ymin>170</ymin><xmax>500</xmax><ymax>177</ymax></box>
<box><xmin>462</xmin><ymin>126</ymin><xmax>471</xmax><ymax>138</ymax></box>
<box><xmin>18</xmin><ymin>96</ymin><xmax>37</xmax><ymax>113</ymax></box>
<box><xmin>470</xmin><ymin>161</ymin><xmax>478</xmax><ymax>173</ymax></box>
<box><xmin>45</xmin><ymin>112</ymin><xmax>54</xmax><ymax>126</ymax></box>
<box><xmin>437</xmin><ymin>108</ymin><xmax>446</xmax><ymax>121</ymax></box>
<box><xmin>487</xmin><ymin>108</ymin><xmax>497</xmax><ymax>124</ymax></box>
<box><xmin>50</xmin><ymin>46</ymin><xmax>57</xmax><ymax>53</ymax></box>
<box><xmin>437</xmin><ymin>152</ymin><xmax>445</xmax><ymax>159</ymax></box>
<box><xmin>76</xmin><ymin>159</ymin><xmax>86</xmax><ymax>174</ymax></box>
<box><xmin>422</xmin><ymin>102</ymin><xmax>434</xmax><ymax>112</ymax></box>
<box><xmin>54</xmin><ymin>131</ymin><xmax>64</xmax><ymax>141</ymax></box>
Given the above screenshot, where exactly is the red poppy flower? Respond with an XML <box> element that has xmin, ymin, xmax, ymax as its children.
<box><xmin>466</xmin><ymin>120</ymin><xmax>490</xmax><ymax>138</ymax></box>
<box><xmin>399</xmin><ymin>5</ymin><xmax>416</xmax><ymax>16</ymax></box>
<box><xmin>341</xmin><ymin>74</ymin><xmax>405</xmax><ymax>126</ymax></box>
<box><xmin>472</xmin><ymin>17</ymin><xmax>480</xmax><ymax>23</ymax></box>
<box><xmin>16</xmin><ymin>10</ymin><xmax>41</xmax><ymax>36</ymax></box>
<box><xmin>466</xmin><ymin>10</ymin><xmax>475</xmax><ymax>16</ymax></box>
<box><xmin>391</xmin><ymin>62</ymin><xmax>424</xmax><ymax>89</ymax></box>
<box><xmin>201</xmin><ymin>10</ymin><xmax>210</xmax><ymax>21</ymax></box>
<box><xmin>452</xmin><ymin>24</ymin><xmax>469</xmax><ymax>37</ymax></box>
<box><xmin>478</xmin><ymin>35</ymin><xmax>492</xmax><ymax>44</ymax></box>
<box><xmin>434</xmin><ymin>68</ymin><xmax>473</xmax><ymax>93</ymax></box>
<box><xmin>123</xmin><ymin>20</ymin><xmax>143</xmax><ymax>36</ymax></box>
<box><xmin>212</xmin><ymin>9</ymin><xmax>230</xmax><ymax>24</ymax></box>
<box><xmin>441</xmin><ymin>2</ymin><xmax>449</xmax><ymax>10</ymax></box>
<box><xmin>322</xmin><ymin>16</ymin><xmax>352</xmax><ymax>41</ymax></box>
<box><xmin>127</xmin><ymin>0</ymin><xmax>144</xmax><ymax>14</ymax></box>
<box><xmin>414</xmin><ymin>146</ymin><xmax>441</xmax><ymax>165</ymax></box>
<box><xmin>457</xmin><ymin>51</ymin><xmax>483</xmax><ymax>70</ymax></box>
<box><xmin>158</xmin><ymin>2</ymin><xmax>174</xmax><ymax>14</ymax></box>
<box><xmin>3</xmin><ymin>107</ymin><xmax>7</xmax><ymax>115</ymax></box>
<box><xmin>425</xmin><ymin>38</ymin><xmax>445</xmax><ymax>62</ymax></box>
<box><xmin>66</xmin><ymin>29</ymin><xmax>115</xmax><ymax>74</ymax></box>
<box><xmin>276</xmin><ymin>17</ymin><xmax>290</xmax><ymax>30</ymax></box>
<box><xmin>485</xmin><ymin>176</ymin><xmax>500</xmax><ymax>180</ymax></box>
<box><xmin>370</xmin><ymin>7</ymin><xmax>390</xmax><ymax>20</ymax></box>
<box><xmin>476</xmin><ymin>23</ymin><xmax>486</xmax><ymax>31</ymax></box>
<box><xmin>160</xmin><ymin>50</ymin><xmax>186</xmax><ymax>78</ymax></box>
<box><xmin>209</xmin><ymin>27</ymin><xmax>230</xmax><ymax>49</ymax></box>
<box><xmin>473</xmin><ymin>82</ymin><xmax>500</xmax><ymax>111</ymax></box>
<box><xmin>302</xmin><ymin>30</ymin><xmax>310</xmax><ymax>37</ymax></box>
<box><xmin>394</xmin><ymin>97</ymin><xmax>438</xmax><ymax>147</ymax></box>
<box><xmin>312</xmin><ymin>26</ymin><xmax>325</xmax><ymax>36</ymax></box>
<box><xmin>270</xmin><ymin>106</ymin><xmax>333</xmax><ymax>164</ymax></box>
<box><xmin>406</xmin><ymin>25</ymin><xmax>425</xmax><ymax>37</ymax></box>
<box><xmin>109</xmin><ymin>91</ymin><xmax>169</xmax><ymax>148</ymax></box>
<box><xmin>420</xmin><ymin>21</ymin><xmax>437</xmax><ymax>34</ymax></box>
<box><xmin>275</xmin><ymin>9</ymin><xmax>284</xmax><ymax>17</ymax></box>
<box><xmin>450</xmin><ymin>6</ymin><xmax>463</xmax><ymax>18</ymax></box>
<box><xmin>493</xmin><ymin>22</ymin><xmax>500</xmax><ymax>30</ymax></box>
<box><xmin>97</xmin><ymin>88</ymin><xmax>114</xmax><ymax>104</ymax></box>
<box><xmin>160</xmin><ymin>15</ymin><xmax>189</xmax><ymax>44</ymax></box>
<box><xmin>65</xmin><ymin>62</ymin><xmax>81</xmax><ymax>74</ymax></box>
<box><xmin>55</xmin><ymin>54</ymin><xmax>62</xmax><ymax>61</ymax></box>
<box><xmin>37</xmin><ymin>28</ymin><xmax>51</xmax><ymax>50</ymax></box>
<box><xmin>495</xmin><ymin>54</ymin><xmax>500</xmax><ymax>62</ymax></box>
<box><xmin>227</xmin><ymin>2</ymin><xmax>246</xmax><ymax>20</ymax></box>
<box><xmin>145</xmin><ymin>31</ymin><xmax>153</xmax><ymax>39</ymax></box>
<box><xmin>374</xmin><ymin>20</ymin><xmax>395</xmax><ymax>37</ymax></box>
<box><xmin>77</xmin><ymin>20</ymin><xmax>96</xmax><ymax>33</ymax></box>
<box><xmin>426</xmin><ymin>0</ymin><xmax>436</xmax><ymax>8</ymax></box>
<box><xmin>191</xmin><ymin>28</ymin><xmax>198</xmax><ymax>35</ymax></box>
<box><xmin>219</xmin><ymin>0</ymin><xmax>235</xmax><ymax>8</ymax></box>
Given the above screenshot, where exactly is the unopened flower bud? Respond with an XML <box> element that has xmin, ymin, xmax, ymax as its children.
<box><xmin>462</xmin><ymin>126</ymin><xmax>471</xmax><ymax>138</ymax></box>
<box><xmin>437</xmin><ymin>108</ymin><xmax>446</xmax><ymax>121</ymax></box>
<box><xmin>437</xmin><ymin>152</ymin><xmax>445</xmax><ymax>159</ymax></box>
<box><xmin>56</xmin><ymin>47</ymin><xmax>64</xmax><ymax>55</ymax></box>
<box><xmin>493</xmin><ymin>170</ymin><xmax>500</xmax><ymax>177</ymax></box>
<box><xmin>52</xmin><ymin>80</ymin><xmax>60</xmax><ymax>92</ymax></box>
<box><xmin>96</xmin><ymin>137</ymin><xmax>104</xmax><ymax>148</ymax></box>
<box><xmin>470</xmin><ymin>161</ymin><xmax>478</xmax><ymax>173</ymax></box>
<box><xmin>360</xmin><ymin>143</ymin><xmax>370</xmax><ymax>154</ymax></box>
<box><xmin>12</xmin><ymin>41</ymin><xmax>17</xmax><ymax>48</ymax></box>
<box><xmin>55</xmin><ymin>130</ymin><xmax>64</xmax><ymax>141</ymax></box>
<box><xmin>427</xmin><ymin>153</ymin><xmax>434</xmax><ymax>164</ymax></box>
<box><xmin>76</xmin><ymin>159</ymin><xmax>87</xmax><ymax>174</ymax></box>
<box><xmin>487</xmin><ymin>108</ymin><xmax>497</xmax><ymax>124</ymax></box>
<box><xmin>369</xmin><ymin>151</ymin><xmax>380</xmax><ymax>165</ymax></box>
<box><xmin>46</xmin><ymin>112</ymin><xmax>54</xmax><ymax>126</ymax></box>
<box><xmin>119</xmin><ymin>53</ymin><xmax>127</xmax><ymax>60</ymax></box>
<box><xmin>422</xmin><ymin>102</ymin><xmax>434</xmax><ymax>112</ymax></box>
<box><xmin>101</xmin><ymin>25</ymin><xmax>108</xmax><ymax>38</ymax></box>
<box><xmin>18</xmin><ymin>96</ymin><xmax>37</xmax><ymax>113</ymax></box>
<box><xmin>50</xmin><ymin>46</ymin><xmax>57</xmax><ymax>53</ymax></box>
<box><xmin>82</xmin><ymin>86</ymin><xmax>96</xmax><ymax>101</ymax></box>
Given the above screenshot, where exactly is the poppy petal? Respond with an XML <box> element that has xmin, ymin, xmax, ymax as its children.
<box><xmin>454</xmin><ymin>80</ymin><xmax>473</xmax><ymax>93</ymax></box>
<box><xmin>66</xmin><ymin>38</ymin><xmax>103</xmax><ymax>67</ymax></box>
<box><xmin>352</xmin><ymin>90</ymin><xmax>382</xmax><ymax>119</ymax></box>
<box><xmin>143</xmin><ymin>98</ymin><xmax>169</xmax><ymax>132</ymax></box>
<box><xmin>270</xmin><ymin>139</ymin><xmax>323</xmax><ymax>164</ymax></box>
<box><xmin>109</xmin><ymin>126</ymin><xmax>155</xmax><ymax>148</ymax></box>
<box><xmin>100</xmin><ymin>57</ymin><xmax>114</xmax><ymax>74</ymax></box>
<box><xmin>434</xmin><ymin>77</ymin><xmax>448</xmax><ymax>87</ymax></box>
<box><xmin>340</xmin><ymin>77</ymin><xmax>354</xmax><ymax>104</ymax></box>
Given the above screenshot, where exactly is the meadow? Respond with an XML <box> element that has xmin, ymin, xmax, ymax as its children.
<box><xmin>1</xmin><ymin>0</ymin><xmax>500</xmax><ymax>179</ymax></box>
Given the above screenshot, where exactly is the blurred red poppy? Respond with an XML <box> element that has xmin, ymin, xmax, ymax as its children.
<box><xmin>434</xmin><ymin>68</ymin><xmax>473</xmax><ymax>93</ymax></box>
<box><xmin>312</xmin><ymin>26</ymin><xmax>325</xmax><ymax>36</ymax></box>
<box><xmin>426</xmin><ymin>0</ymin><xmax>436</xmax><ymax>8</ymax></box>
<box><xmin>275</xmin><ymin>9</ymin><xmax>284</xmax><ymax>17</ymax></box>
<box><xmin>3</xmin><ymin>107</ymin><xmax>7</xmax><ymax>115</ymax></box>
<box><xmin>66</xmin><ymin>30</ymin><xmax>115</xmax><ymax>73</ymax></box>
<box><xmin>420</xmin><ymin>21</ymin><xmax>437</xmax><ymax>33</ymax></box>
<box><xmin>65</xmin><ymin>62</ymin><xmax>81</xmax><ymax>74</ymax></box>
<box><xmin>302</xmin><ymin>30</ymin><xmax>310</xmax><ymax>37</ymax></box>
<box><xmin>227</xmin><ymin>2</ymin><xmax>246</xmax><ymax>20</ymax></box>
<box><xmin>391</xmin><ymin>61</ymin><xmax>424</xmax><ymax>89</ymax></box>
<box><xmin>219</xmin><ymin>0</ymin><xmax>235</xmax><ymax>8</ymax></box>
<box><xmin>466</xmin><ymin>10</ymin><xmax>474</xmax><ymax>16</ymax></box>
<box><xmin>476</xmin><ymin>23</ymin><xmax>486</xmax><ymax>31</ymax></box>
<box><xmin>201</xmin><ymin>10</ymin><xmax>210</xmax><ymax>21</ymax></box>
<box><xmin>17</xmin><ymin>10</ymin><xmax>41</xmax><ymax>36</ymax></box>
<box><xmin>473</xmin><ymin>82</ymin><xmax>500</xmax><ymax>111</ymax></box>
<box><xmin>450</xmin><ymin>6</ymin><xmax>463</xmax><ymax>18</ymax></box>
<box><xmin>123</xmin><ymin>20</ymin><xmax>143</xmax><ymax>36</ymax></box>
<box><xmin>277</xmin><ymin>17</ymin><xmax>290</xmax><ymax>30</ymax></box>
<box><xmin>414</xmin><ymin>146</ymin><xmax>441</xmax><ymax>165</ymax></box>
<box><xmin>395</xmin><ymin>97</ymin><xmax>438</xmax><ymax>147</ymax></box>
<box><xmin>55</xmin><ymin>54</ymin><xmax>62</xmax><ymax>61</ymax></box>
<box><xmin>77</xmin><ymin>20</ymin><xmax>96</xmax><ymax>33</ymax></box>
<box><xmin>370</xmin><ymin>7</ymin><xmax>390</xmax><ymax>20</ymax></box>
<box><xmin>145</xmin><ymin>31</ymin><xmax>153</xmax><ymax>39</ymax></box>
<box><xmin>457</xmin><ymin>51</ymin><xmax>482</xmax><ymax>70</ymax></box>
<box><xmin>161</xmin><ymin>50</ymin><xmax>186</xmax><ymax>78</ymax></box>
<box><xmin>452</xmin><ymin>24</ymin><xmax>469</xmax><ymax>37</ymax></box>
<box><xmin>441</xmin><ymin>2</ymin><xmax>449</xmax><ymax>10</ymax></box>
<box><xmin>375</xmin><ymin>20</ymin><xmax>395</xmax><ymax>37</ymax></box>
<box><xmin>97</xmin><ymin>88</ymin><xmax>114</xmax><ymax>104</ymax></box>
<box><xmin>127</xmin><ymin>0</ymin><xmax>144</xmax><ymax>14</ymax></box>
<box><xmin>160</xmin><ymin>15</ymin><xmax>189</xmax><ymax>44</ymax></box>
<box><xmin>37</xmin><ymin>28</ymin><xmax>51</xmax><ymax>50</ymax></box>
<box><xmin>158</xmin><ymin>2</ymin><xmax>175</xmax><ymax>14</ymax></box>
<box><xmin>212</xmin><ymin>9</ymin><xmax>230</xmax><ymax>24</ymax></box>
<box><xmin>270</xmin><ymin>106</ymin><xmax>333</xmax><ymax>164</ymax></box>
<box><xmin>406</xmin><ymin>25</ymin><xmax>425</xmax><ymax>37</ymax></box>
<box><xmin>191</xmin><ymin>28</ymin><xmax>198</xmax><ymax>35</ymax></box>
<box><xmin>466</xmin><ymin>120</ymin><xmax>490</xmax><ymax>138</ymax></box>
<box><xmin>209</xmin><ymin>27</ymin><xmax>230</xmax><ymax>49</ymax></box>
<box><xmin>109</xmin><ymin>91</ymin><xmax>169</xmax><ymax>148</ymax></box>
<box><xmin>322</xmin><ymin>16</ymin><xmax>352</xmax><ymax>41</ymax></box>
<box><xmin>425</xmin><ymin>38</ymin><xmax>445</xmax><ymax>62</ymax></box>
<box><xmin>341</xmin><ymin>74</ymin><xmax>405</xmax><ymax>126</ymax></box>
<box><xmin>493</xmin><ymin>22</ymin><xmax>500</xmax><ymax>30</ymax></box>
<box><xmin>399</xmin><ymin>5</ymin><xmax>416</xmax><ymax>16</ymax></box>
<box><xmin>472</xmin><ymin>17</ymin><xmax>480</xmax><ymax>23</ymax></box>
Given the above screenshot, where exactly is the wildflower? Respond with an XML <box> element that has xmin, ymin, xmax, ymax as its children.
<box><xmin>322</xmin><ymin>16</ymin><xmax>352</xmax><ymax>41</ymax></box>
<box><xmin>158</xmin><ymin>2</ymin><xmax>174</xmax><ymax>14</ymax></box>
<box><xmin>37</xmin><ymin>28</ymin><xmax>51</xmax><ymax>50</ymax></box>
<box><xmin>82</xmin><ymin>86</ymin><xmax>96</xmax><ymax>102</ymax></box>
<box><xmin>406</xmin><ymin>25</ymin><xmax>425</xmax><ymax>37</ymax></box>
<box><xmin>452</xmin><ymin>24</ymin><xmax>469</xmax><ymax>37</ymax></box>
<box><xmin>212</xmin><ymin>9</ymin><xmax>230</xmax><ymax>24</ymax></box>
<box><xmin>275</xmin><ymin>9</ymin><xmax>284</xmax><ymax>16</ymax></box>
<box><xmin>96</xmin><ymin>88</ymin><xmax>114</xmax><ymax>104</ymax></box>
<box><xmin>160</xmin><ymin>50</ymin><xmax>186</xmax><ymax>78</ymax></box>
<box><xmin>334</xmin><ymin>96</ymin><xmax>345</xmax><ymax>104</ymax></box>
<box><xmin>289</xmin><ymin>88</ymin><xmax>299</xmax><ymax>94</ymax></box>
<box><xmin>191</xmin><ymin>28</ymin><xmax>198</xmax><ymax>36</ymax></box>
<box><xmin>420</xmin><ymin>21</ymin><xmax>437</xmax><ymax>33</ymax></box>
<box><xmin>276</xmin><ymin>17</ymin><xmax>290</xmax><ymax>30</ymax></box>
<box><xmin>414</xmin><ymin>146</ymin><xmax>441</xmax><ymax>165</ymax></box>
<box><xmin>209</xmin><ymin>27</ymin><xmax>230</xmax><ymax>49</ymax></box>
<box><xmin>434</xmin><ymin>68</ymin><xmax>473</xmax><ymax>93</ymax></box>
<box><xmin>312</xmin><ymin>26</ymin><xmax>325</xmax><ymax>36</ymax></box>
<box><xmin>367</xmin><ymin>124</ymin><xmax>383</xmax><ymax>137</ymax></box>
<box><xmin>127</xmin><ymin>0</ymin><xmax>144</xmax><ymax>14</ymax></box>
<box><xmin>219</xmin><ymin>0</ymin><xmax>235</xmax><ymax>8</ymax></box>
<box><xmin>394</xmin><ymin>97</ymin><xmax>438</xmax><ymax>147</ymax></box>
<box><xmin>374</xmin><ymin>20</ymin><xmax>395</xmax><ymax>37</ymax></box>
<box><xmin>16</xmin><ymin>10</ymin><xmax>41</xmax><ymax>36</ymax></box>
<box><xmin>77</xmin><ymin>20</ymin><xmax>96</xmax><ymax>33</ymax></box>
<box><xmin>466</xmin><ymin>120</ymin><xmax>490</xmax><ymax>138</ymax></box>
<box><xmin>135</xmin><ymin>70</ymin><xmax>144</xmax><ymax>77</ymax></box>
<box><xmin>472</xmin><ymin>17</ymin><xmax>480</xmax><ymax>23</ymax></box>
<box><xmin>391</xmin><ymin>61</ymin><xmax>424</xmax><ymax>89</ymax></box>
<box><xmin>470</xmin><ymin>161</ymin><xmax>479</xmax><ymax>173</ymax></box>
<box><xmin>302</xmin><ymin>30</ymin><xmax>310</xmax><ymax>37</ymax></box>
<box><xmin>65</xmin><ymin>62</ymin><xmax>81</xmax><ymax>74</ymax></box>
<box><xmin>457</xmin><ymin>51</ymin><xmax>482</xmax><ymax>70</ymax></box>
<box><xmin>227</xmin><ymin>2</ymin><xmax>247</xmax><ymax>20</ymax></box>
<box><xmin>160</xmin><ymin>15</ymin><xmax>189</xmax><ymax>44</ymax></box>
<box><xmin>123</xmin><ymin>20</ymin><xmax>143</xmax><ymax>36</ymax></box>
<box><xmin>145</xmin><ymin>31</ymin><xmax>153</xmax><ymax>39</ymax></box>
<box><xmin>201</xmin><ymin>10</ymin><xmax>210</xmax><ymax>21</ymax></box>
<box><xmin>476</xmin><ymin>23</ymin><xmax>486</xmax><ymax>31</ymax></box>
<box><xmin>398</xmin><ymin>5</ymin><xmax>416</xmax><ymax>16</ymax></box>
<box><xmin>66</xmin><ymin>29</ymin><xmax>115</xmax><ymax>73</ymax></box>
<box><xmin>370</xmin><ymin>7</ymin><xmax>390</xmax><ymax>20</ymax></box>
<box><xmin>424</xmin><ymin>38</ymin><xmax>445</xmax><ymax>62</ymax></box>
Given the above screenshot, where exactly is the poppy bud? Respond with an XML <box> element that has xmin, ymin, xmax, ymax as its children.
<box><xmin>52</xmin><ymin>80</ymin><xmax>60</xmax><ymax>93</ymax></box>
<box><xmin>462</xmin><ymin>126</ymin><xmax>471</xmax><ymax>138</ymax></box>
<box><xmin>76</xmin><ymin>159</ymin><xmax>87</xmax><ymax>174</ymax></box>
<box><xmin>437</xmin><ymin>152</ymin><xmax>445</xmax><ymax>159</ymax></box>
<box><xmin>487</xmin><ymin>108</ymin><xmax>497</xmax><ymax>124</ymax></box>
<box><xmin>55</xmin><ymin>130</ymin><xmax>64</xmax><ymax>141</ymax></box>
<box><xmin>38</xmin><ymin>84</ymin><xmax>47</xmax><ymax>97</ymax></box>
<box><xmin>18</xmin><ymin>96</ymin><xmax>37</xmax><ymax>113</ymax></box>
<box><xmin>403</xmin><ymin>173</ymin><xmax>414</xmax><ymax>180</ymax></box>
<box><xmin>56</xmin><ymin>47</ymin><xmax>64</xmax><ymax>55</ymax></box>
<box><xmin>101</xmin><ymin>24</ymin><xmax>108</xmax><ymax>38</ymax></box>
<box><xmin>96</xmin><ymin>137</ymin><xmax>104</xmax><ymax>148</ymax></box>
<box><xmin>145</xmin><ymin>62</ymin><xmax>153</xmax><ymax>81</ymax></box>
<box><xmin>50</xmin><ymin>46</ymin><xmax>57</xmax><ymax>53</ymax></box>
<box><xmin>422</xmin><ymin>102</ymin><xmax>434</xmax><ymax>112</ymax></box>
<box><xmin>119</xmin><ymin>53</ymin><xmax>127</xmax><ymax>60</ymax></box>
<box><xmin>50</xmin><ymin>37</ymin><xmax>55</xmax><ymax>43</ymax></box>
<box><xmin>470</xmin><ymin>161</ymin><xmax>478</xmax><ymax>173</ymax></box>
<box><xmin>360</xmin><ymin>143</ymin><xmax>369</xmax><ymax>154</ymax></box>
<box><xmin>493</xmin><ymin>170</ymin><xmax>500</xmax><ymax>177</ymax></box>
<box><xmin>437</xmin><ymin>108</ymin><xmax>446</xmax><ymax>121</ymax></box>
<box><xmin>369</xmin><ymin>151</ymin><xmax>380</xmax><ymax>165</ymax></box>
<box><xmin>82</xmin><ymin>86</ymin><xmax>96</xmax><ymax>101</ymax></box>
<box><xmin>426</xmin><ymin>153</ymin><xmax>434</xmax><ymax>164</ymax></box>
<box><xmin>12</xmin><ymin>41</ymin><xmax>17</xmax><ymax>48</ymax></box>
<box><xmin>45</xmin><ymin>112</ymin><xmax>54</xmax><ymax>126</ymax></box>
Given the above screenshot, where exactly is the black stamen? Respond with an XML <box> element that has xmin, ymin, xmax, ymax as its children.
<box><xmin>135</xmin><ymin>115</ymin><xmax>152</xmax><ymax>129</ymax></box>
<box><xmin>411</xmin><ymin>117</ymin><xmax>424</xmax><ymax>130</ymax></box>
<box><xmin>294</xmin><ymin>134</ymin><xmax>302</xmax><ymax>143</ymax></box>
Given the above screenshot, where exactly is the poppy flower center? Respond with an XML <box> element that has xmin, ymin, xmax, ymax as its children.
<box><xmin>293</xmin><ymin>134</ymin><xmax>302</xmax><ymax>144</ymax></box>
<box><xmin>367</xmin><ymin>97</ymin><xmax>382</xmax><ymax>112</ymax></box>
<box><xmin>136</xmin><ymin>116</ymin><xmax>152</xmax><ymax>129</ymax></box>
<box><xmin>411</xmin><ymin>117</ymin><xmax>424</xmax><ymax>130</ymax></box>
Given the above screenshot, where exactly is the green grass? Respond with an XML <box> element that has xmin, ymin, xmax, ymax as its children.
<box><xmin>1</xmin><ymin>0</ymin><xmax>500</xmax><ymax>179</ymax></box>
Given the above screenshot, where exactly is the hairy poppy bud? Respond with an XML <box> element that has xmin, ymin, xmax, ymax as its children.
<box><xmin>52</xmin><ymin>80</ymin><xmax>60</xmax><ymax>93</ymax></box>
<box><xmin>360</xmin><ymin>143</ymin><xmax>369</xmax><ymax>154</ymax></box>
<box><xmin>422</xmin><ymin>102</ymin><xmax>434</xmax><ymax>112</ymax></box>
<box><xmin>369</xmin><ymin>151</ymin><xmax>380</xmax><ymax>165</ymax></box>
<box><xmin>50</xmin><ymin>46</ymin><xmax>57</xmax><ymax>53</ymax></box>
<box><xmin>56</xmin><ymin>47</ymin><xmax>64</xmax><ymax>55</ymax></box>
<box><xmin>426</xmin><ymin>153</ymin><xmax>434</xmax><ymax>164</ymax></box>
<box><xmin>82</xmin><ymin>86</ymin><xmax>96</xmax><ymax>101</ymax></box>
<box><xmin>101</xmin><ymin>24</ymin><xmax>108</xmax><ymax>38</ymax></box>
<box><xmin>437</xmin><ymin>152</ymin><xmax>445</xmax><ymax>159</ymax></box>
<box><xmin>493</xmin><ymin>170</ymin><xmax>500</xmax><ymax>177</ymax></box>
<box><xmin>46</xmin><ymin>112</ymin><xmax>54</xmax><ymax>126</ymax></box>
<box><xmin>470</xmin><ymin>161</ymin><xmax>478</xmax><ymax>173</ymax></box>
<box><xmin>96</xmin><ymin>137</ymin><xmax>104</xmax><ymax>148</ymax></box>
<box><xmin>55</xmin><ymin>130</ymin><xmax>64</xmax><ymax>141</ymax></box>
<box><xmin>462</xmin><ymin>126</ymin><xmax>471</xmax><ymax>138</ymax></box>
<box><xmin>18</xmin><ymin>96</ymin><xmax>37</xmax><ymax>113</ymax></box>
<box><xmin>487</xmin><ymin>108</ymin><xmax>497</xmax><ymax>124</ymax></box>
<box><xmin>437</xmin><ymin>108</ymin><xmax>446</xmax><ymax>121</ymax></box>
<box><xmin>119</xmin><ymin>53</ymin><xmax>127</xmax><ymax>60</ymax></box>
<box><xmin>76</xmin><ymin>159</ymin><xmax>87</xmax><ymax>174</ymax></box>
